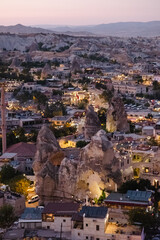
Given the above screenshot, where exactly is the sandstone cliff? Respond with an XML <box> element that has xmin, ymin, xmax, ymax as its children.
<box><xmin>106</xmin><ymin>96</ymin><xmax>129</xmax><ymax>132</ymax></box>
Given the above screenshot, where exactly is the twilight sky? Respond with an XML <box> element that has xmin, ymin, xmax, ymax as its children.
<box><xmin>1</xmin><ymin>0</ymin><xmax>160</xmax><ymax>26</ymax></box>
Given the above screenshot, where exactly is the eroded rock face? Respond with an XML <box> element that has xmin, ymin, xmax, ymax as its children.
<box><xmin>106</xmin><ymin>96</ymin><xmax>129</xmax><ymax>132</ymax></box>
<box><xmin>29</xmin><ymin>42</ymin><xmax>39</xmax><ymax>52</ymax></box>
<box><xmin>76</xmin><ymin>130</ymin><xmax>121</xmax><ymax>199</ymax></box>
<box><xmin>33</xmin><ymin>125</ymin><xmax>64</xmax><ymax>204</ymax></box>
<box><xmin>58</xmin><ymin>157</ymin><xmax>77</xmax><ymax>199</ymax></box>
<box><xmin>41</xmin><ymin>63</ymin><xmax>52</xmax><ymax>79</ymax></box>
<box><xmin>84</xmin><ymin>105</ymin><xmax>101</xmax><ymax>140</ymax></box>
<box><xmin>71</xmin><ymin>58</ymin><xmax>81</xmax><ymax>73</ymax></box>
<box><xmin>10</xmin><ymin>57</ymin><xmax>20</xmax><ymax>68</ymax></box>
<box><xmin>25</xmin><ymin>54</ymin><xmax>32</xmax><ymax>62</ymax></box>
<box><xmin>33</xmin><ymin>126</ymin><xmax>121</xmax><ymax>204</ymax></box>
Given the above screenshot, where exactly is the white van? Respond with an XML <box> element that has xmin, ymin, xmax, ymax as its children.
<box><xmin>28</xmin><ymin>195</ymin><xmax>39</xmax><ymax>204</ymax></box>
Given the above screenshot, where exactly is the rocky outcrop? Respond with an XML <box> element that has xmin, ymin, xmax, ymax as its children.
<box><xmin>33</xmin><ymin>126</ymin><xmax>121</xmax><ymax>204</ymax></box>
<box><xmin>89</xmin><ymin>44</ymin><xmax>99</xmax><ymax>52</ymax></box>
<box><xmin>58</xmin><ymin>130</ymin><xmax>121</xmax><ymax>200</ymax></box>
<box><xmin>33</xmin><ymin>125</ymin><xmax>64</xmax><ymax>204</ymax></box>
<box><xmin>76</xmin><ymin>130</ymin><xmax>121</xmax><ymax>199</ymax></box>
<box><xmin>84</xmin><ymin>105</ymin><xmax>101</xmax><ymax>140</ymax></box>
<box><xmin>25</xmin><ymin>54</ymin><xmax>32</xmax><ymax>62</ymax></box>
<box><xmin>106</xmin><ymin>96</ymin><xmax>129</xmax><ymax>132</ymax></box>
<box><xmin>41</xmin><ymin>63</ymin><xmax>52</xmax><ymax>79</ymax></box>
<box><xmin>71</xmin><ymin>58</ymin><xmax>81</xmax><ymax>73</ymax></box>
<box><xmin>29</xmin><ymin>42</ymin><xmax>39</xmax><ymax>52</ymax></box>
<box><xmin>10</xmin><ymin>57</ymin><xmax>20</xmax><ymax>68</ymax></box>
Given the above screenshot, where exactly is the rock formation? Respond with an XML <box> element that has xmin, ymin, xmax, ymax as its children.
<box><xmin>84</xmin><ymin>105</ymin><xmax>101</xmax><ymax>140</ymax></box>
<box><xmin>41</xmin><ymin>63</ymin><xmax>52</xmax><ymax>79</ymax></box>
<box><xmin>25</xmin><ymin>53</ymin><xmax>32</xmax><ymax>62</ymax></box>
<box><xmin>33</xmin><ymin>125</ymin><xmax>64</xmax><ymax>204</ymax></box>
<box><xmin>71</xmin><ymin>57</ymin><xmax>81</xmax><ymax>73</ymax></box>
<box><xmin>58</xmin><ymin>130</ymin><xmax>121</xmax><ymax>200</ymax></box>
<box><xmin>89</xmin><ymin>44</ymin><xmax>99</xmax><ymax>52</ymax></box>
<box><xmin>10</xmin><ymin>57</ymin><xmax>20</xmax><ymax>68</ymax></box>
<box><xmin>106</xmin><ymin>96</ymin><xmax>129</xmax><ymax>132</ymax></box>
<box><xmin>29</xmin><ymin>42</ymin><xmax>39</xmax><ymax>52</ymax></box>
<box><xmin>33</xmin><ymin>126</ymin><xmax>121</xmax><ymax>204</ymax></box>
<box><xmin>76</xmin><ymin>130</ymin><xmax>121</xmax><ymax>199</ymax></box>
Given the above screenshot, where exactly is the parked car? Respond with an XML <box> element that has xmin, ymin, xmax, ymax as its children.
<box><xmin>28</xmin><ymin>195</ymin><xmax>39</xmax><ymax>204</ymax></box>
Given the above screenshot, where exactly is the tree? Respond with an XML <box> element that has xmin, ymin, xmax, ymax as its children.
<box><xmin>94</xmin><ymin>189</ymin><xmax>106</xmax><ymax>205</ymax></box>
<box><xmin>82</xmin><ymin>84</ymin><xmax>88</xmax><ymax>91</ymax></box>
<box><xmin>0</xmin><ymin>165</ymin><xmax>31</xmax><ymax>198</ymax></box>
<box><xmin>128</xmin><ymin>208</ymin><xmax>157</xmax><ymax>228</ymax></box>
<box><xmin>32</xmin><ymin>90</ymin><xmax>48</xmax><ymax>106</ymax></box>
<box><xmin>147</xmin><ymin>137</ymin><xmax>159</xmax><ymax>146</ymax></box>
<box><xmin>153</xmin><ymin>81</ymin><xmax>160</xmax><ymax>90</ymax></box>
<box><xmin>77</xmin><ymin>98</ymin><xmax>88</xmax><ymax>109</ymax></box>
<box><xmin>119</xmin><ymin>179</ymin><xmax>153</xmax><ymax>193</ymax></box>
<box><xmin>128</xmin><ymin>120</ymin><xmax>135</xmax><ymax>133</ymax></box>
<box><xmin>16</xmin><ymin>91</ymin><xmax>32</xmax><ymax>103</ymax></box>
<box><xmin>133</xmin><ymin>75</ymin><xmax>143</xmax><ymax>84</ymax></box>
<box><xmin>27</xmin><ymin>129</ymin><xmax>38</xmax><ymax>142</ymax></box>
<box><xmin>98</xmin><ymin>189</ymin><xmax>106</xmax><ymax>203</ymax></box>
<box><xmin>50</xmin><ymin>125</ymin><xmax>77</xmax><ymax>138</ymax></box>
<box><xmin>76</xmin><ymin>141</ymin><xmax>89</xmax><ymax>148</ymax></box>
<box><xmin>97</xmin><ymin>108</ymin><xmax>107</xmax><ymax>124</ymax></box>
<box><xmin>146</xmin><ymin>113</ymin><xmax>153</xmax><ymax>119</ymax></box>
<box><xmin>144</xmin><ymin>102</ymin><xmax>150</xmax><ymax>108</ymax></box>
<box><xmin>6</xmin><ymin>131</ymin><xmax>18</xmax><ymax>148</ymax></box>
<box><xmin>8</xmin><ymin>175</ymin><xmax>31</xmax><ymax>198</ymax></box>
<box><xmin>0</xmin><ymin>204</ymin><xmax>15</xmax><ymax>228</ymax></box>
<box><xmin>44</xmin><ymin>102</ymin><xmax>66</xmax><ymax>118</ymax></box>
<box><xmin>52</xmin><ymin>89</ymin><xmax>63</xmax><ymax>96</ymax></box>
<box><xmin>0</xmin><ymin>165</ymin><xmax>16</xmax><ymax>183</ymax></box>
<box><xmin>99</xmin><ymin>90</ymin><xmax>113</xmax><ymax>103</ymax></box>
<box><xmin>12</xmin><ymin>127</ymin><xmax>27</xmax><ymax>142</ymax></box>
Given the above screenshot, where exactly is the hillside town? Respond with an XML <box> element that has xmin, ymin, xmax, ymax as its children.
<box><xmin>0</xmin><ymin>31</ymin><xmax>160</xmax><ymax>240</ymax></box>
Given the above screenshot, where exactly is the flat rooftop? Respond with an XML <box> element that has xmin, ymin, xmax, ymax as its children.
<box><xmin>105</xmin><ymin>190</ymin><xmax>152</xmax><ymax>206</ymax></box>
<box><xmin>105</xmin><ymin>223</ymin><xmax>141</xmax><ymax>235</ymax></box>
<box><xmin>51</xmin><ymin>115</ymin><xmax>72</xmax><ymax>121</ymax></box>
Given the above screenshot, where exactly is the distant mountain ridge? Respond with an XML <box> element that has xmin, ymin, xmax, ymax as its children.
<box><xmin>0</xmin><ymin>21</ymin><xmax>160</xmax><ymax>37</ymax></box>
<box><xmin>0</xmin><ymin>24</ymin><xmax>52</xmax><ymax>34</ymax></box>
<box><xmin>36</xmin><ymin>21</ymin><xmax>160</xmax><ymax>37</ymax></box>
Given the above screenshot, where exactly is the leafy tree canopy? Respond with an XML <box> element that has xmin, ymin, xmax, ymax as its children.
<box><xmin>0</xmin><ymin>204</ymin><xmax>15</xmax><ymax>228</ymax></box>
<box><xmin>119</xmin><ymin>179</ymin><xmax>152</xmax><ymax>193</ymax></box>
<box><xmin>76</xmin><ymin>141</ymin><xmax>89</xmax><ymax>148</ymax></box>
<box><xmin>0</xmin><ymin>165</ymin><xmax>16</xmax><ymax>183</ymax></box>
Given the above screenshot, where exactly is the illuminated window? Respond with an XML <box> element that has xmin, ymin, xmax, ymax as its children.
<box><xmin>145</xmin><ymin>168</ymin><xmax>149</xmax><ymax>173</ymax></box>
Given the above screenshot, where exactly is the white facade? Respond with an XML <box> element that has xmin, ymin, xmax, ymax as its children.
<box><xmin>42</xmin><ymin>216</ymin><xmax>72</xmax><ymax>232</ymax></box>
<box><xmin>71</xmin><ymin>215</ymin><xmax>143</xmax><ymax>240</ymax></box>
<box><xmin>72</xmin><ymin>215</ymin><xmax>108</xmax><ymax>240</ymax></box>
<box><xmin>42</xmin><ymin>205</ymin><xmax>144</xmax><ymax>240</ymax></box>
<box><xmin>113</xmin><ymin>83</ymin><xmax>152</xmax><ymax>96</ymax></box>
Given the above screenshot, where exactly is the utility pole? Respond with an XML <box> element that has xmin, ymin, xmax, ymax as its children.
<box><xmin>0</xmin><ymin>81</ymin><xmax>6</xmax><ymax>153</ymax></box>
